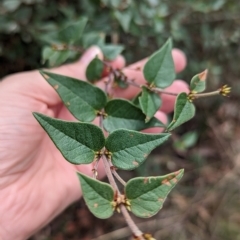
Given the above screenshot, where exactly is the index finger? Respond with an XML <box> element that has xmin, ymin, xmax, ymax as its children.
<box><xmin>97</xmin><ymin>48</ymin><xmax>187</xmax><ymax>99</ymax></box>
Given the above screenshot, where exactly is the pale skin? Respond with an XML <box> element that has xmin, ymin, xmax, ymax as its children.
<box><xmin>0</xmin><ymin>46</ymin><xmax>188</xmax><ymax>240</ymax></box>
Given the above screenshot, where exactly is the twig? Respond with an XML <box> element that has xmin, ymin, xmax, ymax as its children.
<box><xmin>111</xmin><ymin>169</ymin><xmax>127</xmax><ymax>186</ymax></box>
<box><xmin>194</xmin><ymin>90</ymin><xmax>220</xmax><ymax>99</ymax></box>
<box><xmin>102</xmin><ymin>155</ymin><xmax>120</xmax><ymax>193</ymax></box>
<box><xmin>120</xmin><ymin>205</ymin><xmax>144</xmax><ymax>239</ymax></box>
<box><xmin>152</xmin><ymin>87</ymin><xmax>179</xmax><ymax>96</ymax></box>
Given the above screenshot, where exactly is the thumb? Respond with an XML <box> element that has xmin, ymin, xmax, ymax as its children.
<box><xmin>52</xmin><ymin>46</ymin><xmax>103</xmax><ymax>80</ymax></box>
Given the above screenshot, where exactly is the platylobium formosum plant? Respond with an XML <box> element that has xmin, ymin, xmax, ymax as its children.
<box><xmin>34</xmin><ymin>20</ymin><xmax>231</xmax><ymax>240</ymax></box>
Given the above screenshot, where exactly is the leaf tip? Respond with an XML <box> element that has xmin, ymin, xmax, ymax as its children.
<box><xmin>39</xmin><ymin>70</ymin><xmax>50</xmax><ymax>80</ymax></box>
<box><xmin>32</xmin><ymin>112</ymin><xmax>41</xmax><ymax>120</ymax></box>
<box><xmin>198</xmin><ymin>69</ymin><xmax>208</xmax><ymax>81</ymax></box>
<box><xmin>174</xmin><ymin>168</ymin><xmax>184</xmax><ymax>178</ymax></box>
<box><xmin>166</xmin><ymin>37</ymin><xmax>173</xmax><ymax>46</ymax></box>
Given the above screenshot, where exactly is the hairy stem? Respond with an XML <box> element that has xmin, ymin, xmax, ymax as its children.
<box><xmin>98</xmin><ymin>96</ymin><xmax>144</xmax><ymax>239</ymax></box>
<box><xmin>102</xmin><ymin>155</ymin><xmax>120</xmax><ymax>193</ymax></box>
<box><xmin>120</xmin><ymin>205</ymin><xmax>144</xmax><ymax>239</ymax></box>
<box><xmin>102</xmin><ymin>155</ymin><xmax>144</xmax><ymax>239</ymax></box>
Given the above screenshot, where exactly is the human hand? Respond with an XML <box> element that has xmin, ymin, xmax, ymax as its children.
<box><xmin>0</xmin><ymin>46</ymin><xmax>188</xmax><ymax>240</ymax></box>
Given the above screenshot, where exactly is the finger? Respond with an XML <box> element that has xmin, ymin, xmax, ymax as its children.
<box><xmin>101</xmin><ymin>55</ymin><xmax>126</xmax><ymax>78</ymax></box>
<box><xmin>51</xmin><ymin>46</ymin><xmax>103</xmax><ymax>81</ymax></box>
<box><xmin>172</xmin><ymin>48</ymin><xmax>187</xmax><ymax>73</ymax></box>
<box><xmin>52</xmin><ymin>47</ymin><xmax>126</xmax><ymax>80</ymax></box>
<box><xmin>142</xmin><ymin>111</ymin><xmax>168</xmax><ymax>133</ymax></box>
<box><xmin>160</xmin><ymin>80</ymin><xmax>189</xmax><ymax>113</ymax></box>
<box><xmin>97</xmin><ymin>48</ymin><xmax>187</xmax><ymax>99</ymax></box>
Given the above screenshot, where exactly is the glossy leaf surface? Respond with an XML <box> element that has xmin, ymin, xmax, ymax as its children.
<box><xmin>33</xmin><ymin>113</ymin><xmax>105</xmax><ymax>164</ymax></box>
<box><xmin>103</xmin><ymin>99</ymin><xmax>165</xmax><ymax>133</ymax></box>
<box><xmin>143</xmin><ymin>38</ymin><xmax>175</xmax><ymax>88</ymax></box>
<box><xmin>167</xmin><ymin>93</ymin><xmax>195</xmax><ymax>131</ymax></box>
<box><xmin>77</xmin><ymin>173</ymin><xmax>114</xmax><ymax>219</ymax></box>
<box><xmin>139</xmin><ymin>86</ymin><xmax>162</xmax><ymax>122</ymax></box>
<box><xmin>125</xmin><ymin>169</ymin><xmax>184</xmax><ymax>218</ymax></box>
<box><xmin>40</xmin><ymin>71</ymin><xmax>107</xmax><ymax>122</ymax></box>
<box><xmin>106</xmin><ymin>129</ymin><xmax>170</xmax><ymax>170</ymax></box>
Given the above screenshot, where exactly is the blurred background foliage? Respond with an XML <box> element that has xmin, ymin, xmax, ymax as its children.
<box><xmin>1</xmin><ymin>0</ymin><xmax>240</xmax><ymax>84</ymax></box>
<box><xmin>1</xmin><ymin>0</ymin><xmax>240</xmax><ymax>239</ymax></box>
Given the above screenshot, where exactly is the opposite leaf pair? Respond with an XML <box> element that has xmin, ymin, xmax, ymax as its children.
<box><xmin>40</xmin><ymin>71</ymin><xmax>164</xmax><ymax>133</ymax></box>
<box><xmin>33</xmin><ymin>113</ymin><xmax>170</xmax><ymax>170</ymax></box>
<box><xmin>78</xmin><ymin>169</ymin><xmax>184</xmax><ymax>219</ymax></box>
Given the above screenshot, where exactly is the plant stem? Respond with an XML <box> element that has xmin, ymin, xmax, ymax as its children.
<box><xmin>102</xmin><ymin>155</ymin><xmax>120</xmax><ymax>193</ymax></box>
<box><xmin>51</xmin><ymin>44</ymin><xmax>83</xmax><ymax>53</ymax></box>
<box><xmin>152</xmin><ymin>87</ymin><xmax>179</xmax><ymax>96</ymax></box>
<box><xmin>120</xmin><ymin>205</ymin><xmax>144</xmax><ymax>240</ymax></box>
<box><xmin>194</xmin><ymin>90</ymin><xmax>220</xmax><ymax>98</ymax></box>
<box><xmin>111</xmin><ymin>169</ymin><xmax>126</xmax><ymax>186</ymax></box>
<box><xmin>126</xmin><ymin>78</ymin><xmax>142</xmax><ymax>88</ymax></box>
<box><xmin>118</xmin><ymin>75</ymin><xmax>180</xmax><ymax>97</ymax></box>
<box><xmin>98</xmin><ymin>102</ymin><xmax>144</xmax><ymax>239</ymax></box>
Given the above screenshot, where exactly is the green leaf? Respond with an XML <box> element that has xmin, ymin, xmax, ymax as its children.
<box><xmin>174</xmin><ymin>131</ymin><xmax>198</xmax><ymax>151</ymax></box>
<box><xmin>114</xmin><ymin>10</ymin><xmax>132</xmax><ymax>32</ymax></box>
<box><xmin>33</xmin><ymin>113</ymin><xmax>105</xmax><ymax>164</ymax></box>
<box><xmin>167</xmin><ymin>93</ymin><xmax>195</xmax><ymax>131</ymax></box>
<box><xmin>41</xmin><ymin>46</ymin><xmax>53</xmax><ymax>64</ymax></box>
<box><xmin>139</xmin><ymin>86</ymin><xmax>162</xmax><ymax>122</ymax></box>
<box><xmin>132</xmin><ymin>92</ymin><xmax>141</xmax><ymax>108</ymax></box>
<box><xmin>190</xmin><ymin>69</ymin><xmax>208</xmax><ymax>93</ymax></box>
<box><xmin>100</xmin><ymin>44</ymin><xmax>124</xmax><ymax>61</ymax></box>
<box><xmin>103</xmin><ymin>99</ymin><xmax>165</xmax><ymax>132</ymax></box>
<box><xmin>3</xmin><ymin>0</ymin><xmax>21</xmax><ymax>12</ymax></box>
<box><xmin>40</xmin><ymin>71</ymin><xmax>107</xmax><ymax>122</ymax></box>
<box><xmin>41</xmin><ymin>48</ymin><xmax>75</xmax><ymax>67</ymax></box>
<box><xmin>81</xmin><ymin>32</ymin><xmax>105</xmax><ymax>49</ymax></box>
<box><xmin>106</xmin><ymin>129</ymin><xmax>170</xmax><ymax>170</ymax></box>
<box><xmin>59</xmin><ymin>18</ymin><xmax>87</xmax><ymax>44</ymax></box>
<box><xmin>86</xmin><ymin>57</ymin><xmax>104</xmax><ymax>83</ymax></box>
<box><xmin>125</xmin><ymin>169</ymin><xmax>184</xmax><ymax>218</ymax></box>
<box><xmin>143</xmin><ymin>38</ymin><xmax>175</xmax><ymax>88</ymax></box>
<box><xmin>77</xmin><ymin>173</ymin><xmax>114</xmax><ymax>219</ymax></box>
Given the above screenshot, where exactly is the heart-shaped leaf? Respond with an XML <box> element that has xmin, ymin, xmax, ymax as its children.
<box><xmin>143</xmin><ymin>38</ymin><xmax>175</xmax><ymax>88</ymax></box>
<box><xmin>100</xmin><ymin>44</ymin><xmax>124</xmax><ymax>60</ymax></box>
<box><xmin>77</xmin><ymin>173</ymin><xmax>114</xmax><ymax>219</ymax></box>
<box><xmin>33</xmin><ymin>113</ymin><xmax>105</xmax><ymax>164</ymax></box>
<box><xmin>40</xmin><ymin>71</ymin><xmax>107</xmax><ymax>122</ymax></box>
<box><xmin>86</xmin><ymin>57</ymin><xmax>104</xmax><ymax>83</ymax></box>
<box><xmin>106</xmin><ymin>129</ymin><xmax>170</xmax><ymax>170</ymax></box>
<box><xmin>125</xmin><ymin>169</ymin><xmax>184</xmax><ymax>218</ymax></box>
<box><xmin>103</xmin><ymin>99</ymin><xmax>165</xmax><ymax>133</ymax></box>
<box><xmin>190</xmin><ymin>69</ymin><xmax>208</xmax><ymax>93</ymax></box>
<box><xmin>167</xmin><ymin>93</ymin><xmax>195</xmax><ymax>131</ymax></box>
<box><xmin>139</xmin><ymin>86</ymin><xmax>162</xmax><ymax>122</ymax></box>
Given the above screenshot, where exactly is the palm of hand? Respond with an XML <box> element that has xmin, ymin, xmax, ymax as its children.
<box><xmin>0</xmin><ymin>71</ymin><xmax>87</xmax><ymax>240</ymax></box>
